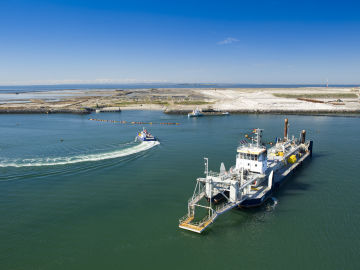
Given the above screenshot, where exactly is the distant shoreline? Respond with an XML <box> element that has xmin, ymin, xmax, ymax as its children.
<box><xmin>0</xmin><ymin>87</ymin><xmax>359</xmax><ymax>116</ymax></box>
<box><xmin>1</xmin><ymin>83</ymin><xmax>360</xmax><ymax>94</ymax></box>
<box><xmin>1</xmin><ymin>109</ymin><xmax>360</xmax><ymax>118</ymax></box>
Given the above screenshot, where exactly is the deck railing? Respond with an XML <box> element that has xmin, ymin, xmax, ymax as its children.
<box><xmin>179</xmin><ymin>214</ymin><xmax>193</xmax><ymax>224</ymax></box>
<box><xmin>215</xmin><ymin>202</ymin><xmax>235</xmax><ymax>214</ymax></box>
<box><xmin>189</xmin><ymin>191</ymin><xmax>205</xmax><ymax>205</ymax></box>
<box><xmin>191</xmin><ymin>213</ymin><xmax>216</xmax><ymax>227</ymax></box>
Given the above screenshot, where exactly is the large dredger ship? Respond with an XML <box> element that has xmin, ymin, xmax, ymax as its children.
<box><xmin>179</xmin><ymin>119</ymin><xmax>313</xmax><ymax>233</ymax></box>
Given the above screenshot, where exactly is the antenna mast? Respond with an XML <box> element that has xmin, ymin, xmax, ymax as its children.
<box><xmin>204</xmin><ymin>158</ymin><xmax>209</xmax><ymax>177</ymax></box>
<box><xmin>254</xmin><ymin>129</ymin><xmax>263</xmax><ymax>147</ymax></box>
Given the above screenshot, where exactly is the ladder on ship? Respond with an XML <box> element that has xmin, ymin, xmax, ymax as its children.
<box><xmin>179</xmin><ymin>169</ymin><xmax>274</xmax><ymax>233</ymax></box>
<box><xmin>179</xmin><ymin>190</ymin><xmax>239</xmax><ymax>233</ymax></box>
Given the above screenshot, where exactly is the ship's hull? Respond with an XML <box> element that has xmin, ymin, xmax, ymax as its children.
<box><xmin>206</xmin><ymin>140</ymin><xmax>313</xmax><ymax>208</ymax></box>
<box><xmin>239</xmin><ymin>141</ymin><xmax>313</xmax><ymax>208</ymax></box>
<box><xmin>137</xmin><ymin>136</ymin><xmax>156</xmax><ymax>142</ymax></box>
<box><xmin>179</xmin><ymin>120</ymin><xmax>313</xmax><ymax>234</ymax></box>
<box><xmin>238</xmin><ymin>190</ymin><xmax>272</xmax><ymax>208</ymax></box>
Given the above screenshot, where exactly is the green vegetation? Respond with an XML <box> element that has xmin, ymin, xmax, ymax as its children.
<box><xmin>174</xmin><ymin>101</ymin><xmax>213</xmax><ymax>105</ymax></box>
<box><xmin>273</xmin><ymin>93</ymin><xmax>358</xmax><ymax>99</ymax></box>
<box><xmin>113</xmin><ymin>100</ymin><xmax>213</xmax><ymax>106</ymax></box>
<box><xmin>103</xmin><ymin>98</ymin><xmax>214</xmax><ymax>107</ymax></box>
<box><xmin>113</xmin><ymin>100</ymin><xmax>169</xmax><ymax>106</ymax></box>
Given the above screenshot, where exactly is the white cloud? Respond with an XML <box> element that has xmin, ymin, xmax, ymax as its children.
<box><xmin>217</xmin><ymin>37</ymin><xmax>239</xmax><ymax>45</ymax></box>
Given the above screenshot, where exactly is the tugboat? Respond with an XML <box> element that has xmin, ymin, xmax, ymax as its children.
<box><xmin>179</xmin><ymin>119</ymin><xmax>313</xmax><ymax>233</ymax></box>
<box><xmin>188</xmin><ymin>108</ymin><xmax>203</xmax><ymax>118</ymax></box>
<box><xmin>135</xmin><ymin>128</ymin><xmax>157</xmax><ymax>142</ymax></box>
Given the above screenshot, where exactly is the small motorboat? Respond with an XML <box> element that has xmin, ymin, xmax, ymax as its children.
<box><xmin>136</xmin><ymin>128</ymin><xmax>157</xmax><ymax>142</ymax></box>
<box><xmin>188</xmin><ymin>108</ymin><xmax>203</xmax><ymax>118</ymax></box>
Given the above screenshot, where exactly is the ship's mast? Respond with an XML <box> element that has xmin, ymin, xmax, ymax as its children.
<box><xmin>253</xmin><ymin>129</ymin><xmax>263</xmax><ymax>147</ymax></box>
<box><xmin>204</xmin><ymin>158</ymin><xmax>209</xmax><ymax>177</ymax></box>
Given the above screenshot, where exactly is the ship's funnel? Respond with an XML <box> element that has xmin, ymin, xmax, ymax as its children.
<box><xmin>300</xmin><ymin>130</ymin><xmax>306</xmax><ymax>144</ymax></box>
<box><xmin>284</xmin><ymin>118</ymin><xmax>289</xmax><ymax>140</ymax></box>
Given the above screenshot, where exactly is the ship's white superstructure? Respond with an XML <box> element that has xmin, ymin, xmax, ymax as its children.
<box><xmin>235</xmin><ymin>129</ymin><xmax>267</xmax><ymax>174</ymax></box>
<box><xmin>179</xmin><ymin>119</ymin><xmax>313</xmax><ymax>233</ymax></box>
<box><xmin>188</xmin><ymin>108</ymin><xmax>203</xmax><ymax>117</ymax></box>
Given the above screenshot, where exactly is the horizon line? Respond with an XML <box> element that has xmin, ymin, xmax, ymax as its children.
<box><xmin>0</xmin><ymin>82</ymin><xmax>359</xmax><ymax>87</ymax></box>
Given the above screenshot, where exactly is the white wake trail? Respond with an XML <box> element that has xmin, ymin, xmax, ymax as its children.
<box><xmin>0</xmin><ymin>141</ymin><xmax>160</xmax><ymax>168</ymax></box>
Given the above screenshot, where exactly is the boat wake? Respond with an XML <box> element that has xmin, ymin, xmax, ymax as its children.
<box><xmin>0</xmin><ymin>141</ymin><xmax>160</xmax><ymax>168</ymax></box>
<box><xmin>265</xmin><ymin>197</ymin><xmax>279</xmax><ymax>211</ymax></box>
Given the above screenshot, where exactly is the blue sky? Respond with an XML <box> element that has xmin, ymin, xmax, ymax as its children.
<box><xmin>0</xmin><ymin>0</ymin><xmax>359</xmax><ymax>85</ymax></box>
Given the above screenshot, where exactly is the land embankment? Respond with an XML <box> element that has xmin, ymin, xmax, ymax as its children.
<box><xmin>0</xmin><ymin>87</ymin><xmax>359</xmax><ymax>115</ymax></box>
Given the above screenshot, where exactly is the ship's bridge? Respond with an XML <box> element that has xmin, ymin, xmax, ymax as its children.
<box><xmin>236</xmin><ymin>145</ymin><xmax>267</xmax><ymax>174</ymax></box>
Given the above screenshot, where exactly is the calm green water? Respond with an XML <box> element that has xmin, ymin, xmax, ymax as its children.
<box><xmin>0</xmin><ymin>111</ymin><xmax>359</xmax><ymax>270</ymax></box>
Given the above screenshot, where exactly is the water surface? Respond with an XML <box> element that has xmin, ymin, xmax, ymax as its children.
<box><xmin>0</xmin><ymin>111</ymin><xmax>359</xmax><ymax>269</ymax></box>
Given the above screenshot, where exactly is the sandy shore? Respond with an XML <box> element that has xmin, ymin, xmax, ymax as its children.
<box><xmin>0</xmin><ymin>87</ymin><xmax>359</xmax><ymax>115</ymax></box>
